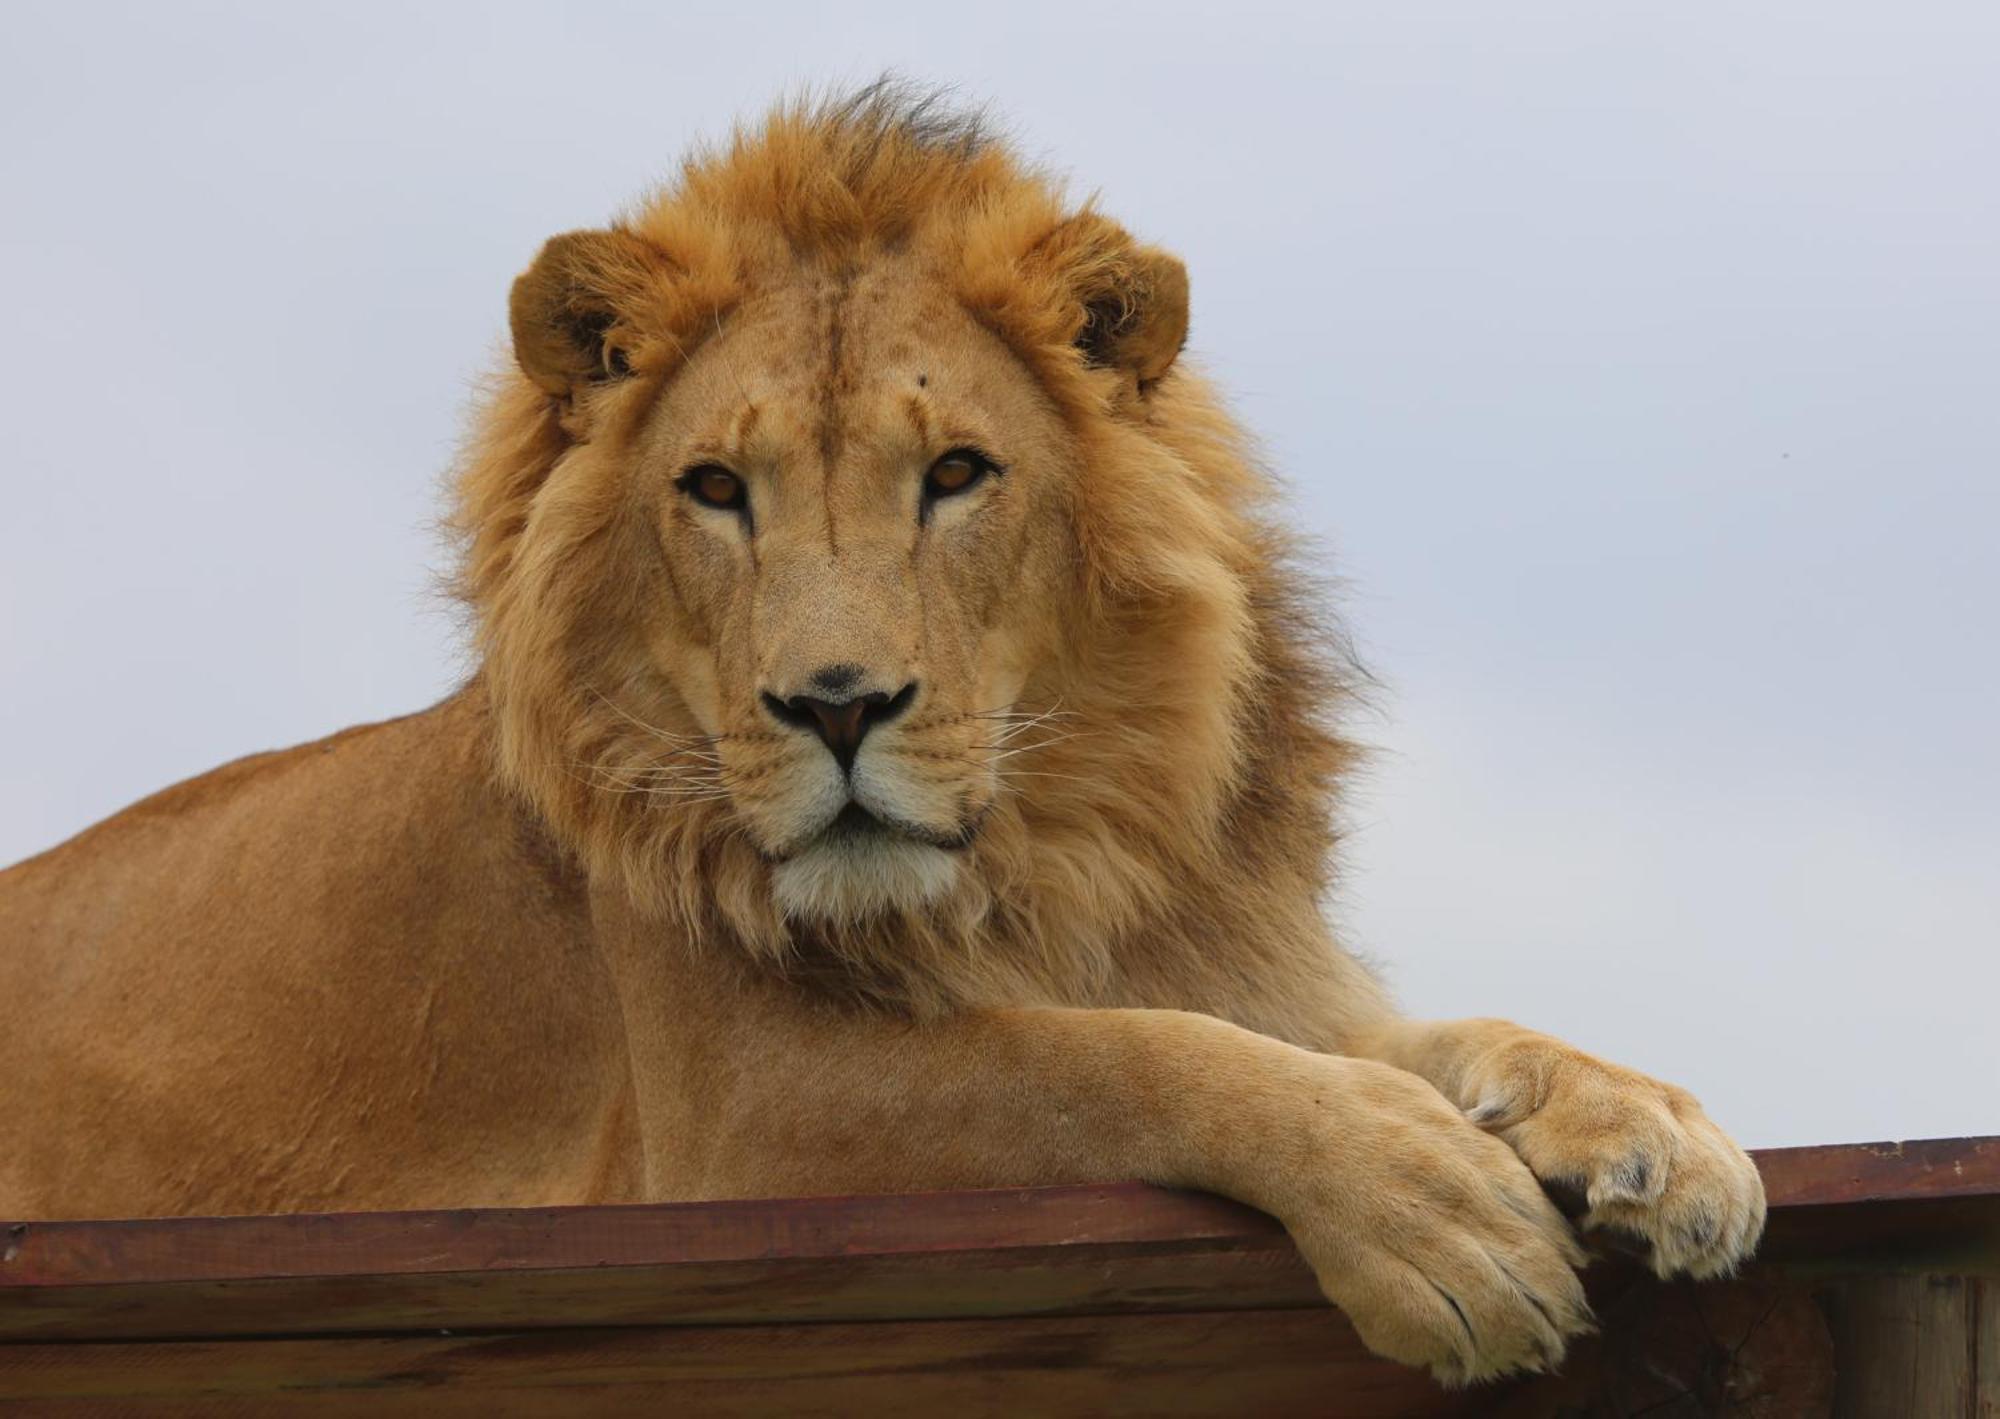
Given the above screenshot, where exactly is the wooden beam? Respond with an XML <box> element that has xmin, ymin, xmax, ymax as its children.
<box><xmin>2</xmin><ymin>1137</ymin><xmax>1995</xmax><ymax>1415</ymax></box>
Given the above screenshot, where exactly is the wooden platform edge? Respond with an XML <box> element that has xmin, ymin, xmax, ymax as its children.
<box><xmin>2</xmin><ymin>1137</ymin><xmax>1997</xmax><ymax>1415</ymax></box>
<box><xmin>6</xmin><ymin>1136</ymin><xmax>1995</xmax><ymax>1287</ymax></box>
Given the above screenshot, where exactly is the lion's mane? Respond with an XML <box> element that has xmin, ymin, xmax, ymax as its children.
<box><xmin>450</xmin><ymin>84</ymin><xmax>1362</xmax><ymax>1016</ymax></box>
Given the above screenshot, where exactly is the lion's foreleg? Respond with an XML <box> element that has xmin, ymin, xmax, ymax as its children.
<box><xmin>635</xmin><ymin>988</ymin><xmax>1591</xmax><ymax>1386</ymax></box>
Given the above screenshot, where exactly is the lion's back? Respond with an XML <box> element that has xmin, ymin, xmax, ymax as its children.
<box><xmin>0</xmin><ymin>690</ymin><xmax>632</xmax><ymax>1219</ymax></box>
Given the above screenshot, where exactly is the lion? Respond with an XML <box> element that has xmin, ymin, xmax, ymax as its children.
<box><xmin>0</xmin><ymin>86</ymin><xmax>1763</xmax><ymax>1385</ymax></box>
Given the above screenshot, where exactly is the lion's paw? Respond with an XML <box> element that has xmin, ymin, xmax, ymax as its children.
<box><xmin>1279</xmin><ymin>1059</ymin><xmax>1596</xmax><ymax>1386</ymax></box>
<box><xmin>1461</xmin><ymin>1041</ymin><xmax>1766</xmax><ymax>1280</ymax></box>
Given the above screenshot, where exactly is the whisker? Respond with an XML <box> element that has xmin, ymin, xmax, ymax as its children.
<box><xmin>978</xmin><ymin>730</ymin><xmax>1092</xmax><ymax>758</ymax></box>
<box><xmin>657</xmin><ymin>322</ymin><xmax>752</xmax><ymax>419</ymax></box>
<box><xmin>589</xmin><ymin>783</ymin><xmax>736</xmax><ymax>801</ymax></box>
<box><xmin>710</xmin><ymin>309</ymin><xmax>754</xmax><ymax>405</ymax></box>
<box><xmin>965</xmin><ymin>710</ymin><xmax>1071</xmax><ymax>726</ymax></box>
<box><xmin>981</xmin><ymin>719</ymin><xmax>1084</xmax><ymax>748</ymax></box>
<box><xmin>579</xmin><ymin>775</ymin><xmax>732</xmax><ymax>798</ymax></box>
<box><xmin>596</xmin><ymin>753</ymin><xmax>727</xmax><ymax>774</ymax></box>
<box><xmin>587</xmin><ymin>689</ymin><xmax>722</xmax><ymax>749</ymax></box>
<box><xmin>562</xmin><ymin>758</ymin><xmax>739</xmax><ymax>795</ymax></box>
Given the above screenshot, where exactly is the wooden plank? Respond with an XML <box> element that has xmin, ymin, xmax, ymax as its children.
<box><xmin>0</xmin><ymin>1182</ymin><xmax>1281</xmax><ymax>1287</ymax></box>
<box><xmin>1754</xmin><ymin>1140</ymin><xmax>2000</xmax><ymax>1276</ymax></box>
<box><xmin>1820</xmin><ymin>1273</ymin><xmax>1986</xmax><ymax>1417</ymax></box>
<box><xmin>0</xmin><ymin>1308</ymin><xmax>1489</xmax><ymax>1419</ymax></box>
<box><xmin>0</xmin><ymin>1242</ymin><xmax>1323</xmax><ymax>1342</ymax></box>
<box><xmin>0</xmin><ymin>1185</ymin><xmax>1316</xmax><ymax>1341</ymax></box>
<box><xmin>2</xmin><ymin>1139</ymin><xmax>1989</xmax><ymax>1416</ymax></box>
<box><xmin>17</xmin><ymin>1138</ymin><xmax>1994</xmax><ymax>1292</ymax></box>
<box><xmin>1761</xmin><ymin>1195</ymin><xmax>2000</xmax><ymax>1278</ymax></box>
<box><xmin>1496</xmin><ymin>1273</ymin><xmax>1836</xmax><ymax>1417</ymax></box>
<box><xmin>1978</xmin><ymin>1277</ymin><xmax>1999</xmax><ymax>1418</ymax></box>
<box><xmin>1758</xmin><ymin>1138</ymin><xmax>2000</xmax><ymax>1208</ymax></box>
<box><xmin>3</xmin><ymin>1139</ymin><xmax>1996</xmax><ymax>1345</ymax></box>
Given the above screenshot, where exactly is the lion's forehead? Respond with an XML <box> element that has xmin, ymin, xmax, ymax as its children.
<box><xmin>722</xmin><ymin>270</ymin><xmax>967</xmax><ymax>398</ymax></box>
<box><xmin>662</xmin><ymin>271</ymin><xmax>1034</xmax><ymax>490</ymax></box>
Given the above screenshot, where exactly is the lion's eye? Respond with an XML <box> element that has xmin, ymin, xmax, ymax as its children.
<box><xmin>924</xmin><ymin>449</ymin><xmax>995</xmax><ymax>502</ymax></box>
<box><xmin>680</xmin><ymin>464</ymin><xmax>746</xmax><ymax>512</ymax></box>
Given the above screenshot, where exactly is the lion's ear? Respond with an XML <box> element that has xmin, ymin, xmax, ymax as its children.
<box><xmin>509</xmin><ymin>228</ymin><xmax>663</xmax><ymax>397</ymax></box>
<box><xmin>1031</xmin><ymin>213</ymin><xmax>1189</xmax><ymax>389</ymax></box>
<box><xmin>1075</xmin><ymin>243</ymin><xmax>1189</xmax><ymax>388</ymax></box>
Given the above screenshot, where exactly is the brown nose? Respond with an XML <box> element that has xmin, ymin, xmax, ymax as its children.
<box><xmin>761</xmin><ymin>680</ymin><xmax>918</xmax><ymax>773</ymax></box>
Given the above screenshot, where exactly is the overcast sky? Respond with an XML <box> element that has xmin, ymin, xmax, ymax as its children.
<box><xmin>3</xmin><ymin>3</ymin><xmax>1994</xmax><ymax>1149</ymax></box>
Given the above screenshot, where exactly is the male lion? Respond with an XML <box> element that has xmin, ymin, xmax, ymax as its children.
<box><xmin>0</xmin><ymin>88</ymin><xmax>1763</xmax><ymax>1384</ymax></box>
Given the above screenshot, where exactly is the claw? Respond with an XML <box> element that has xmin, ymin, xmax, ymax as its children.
<box><xmin>1543</xmin><ymin>1175</ymin><xmax>1592</xmax><ymax>1221</ymax></box>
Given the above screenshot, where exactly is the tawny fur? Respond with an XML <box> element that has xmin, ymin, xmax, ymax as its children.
<box><xmin>0</xmin><ymin>86</ymin><xmax>1763</xmax><ymax>1386</ymax></box>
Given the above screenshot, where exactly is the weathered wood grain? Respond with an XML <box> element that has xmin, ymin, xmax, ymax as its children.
<box><xmin>1757</xmin><ymin>1137</ymin><xmax>2000</xmax><ymax>1208</ymax></box>
<box><xmin>1819</xmin><ymin>1273</ymin><xmax>1994</xmax><ymax>1417</ymax></box>
<box><xmin>0</xmin><ymin>1308</ymin><xmax>1488</xmax><ymax>1418</ymax></box>
<box><xmin>0</xmin><ymin>1183</ymin><xmax>1318</xmax><ymax>1341</ymax></box>
<box><xmin>6</xmin><ymin>1138</ymin><xmax>1997</xmax><ymax>1347</ymax></box>
<box><xmin>1493</xmin><ymin>1273</ymin><xmax>1837</xmax><ymax>1417</ymax></box>
<box><xmin>1</xmin><ymin>1181</ymin><xmax>1282</xmax><ymax>1286</ymax></box>
<box><xmin>1</xmin><ymin>1137</ymin><xmax>1994</xmax><ymax>1415</ymax></box>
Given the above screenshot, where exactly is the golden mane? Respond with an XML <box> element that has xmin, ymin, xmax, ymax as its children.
<box><xmin>450</xmin><ymin>83</ymin><xmax>1361</xmax><ymax>1020</ymax></box>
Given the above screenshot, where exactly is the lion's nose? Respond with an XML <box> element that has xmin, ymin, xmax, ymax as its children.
<box><xmin>761</xmin><ymin>679</ymin><xmax>918</xmax><ymax>773</ymax></box>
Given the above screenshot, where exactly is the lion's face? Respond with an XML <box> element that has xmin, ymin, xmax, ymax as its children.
<box><xmin>460</xmin><ymin>99</ymin><xmax>1307</xmax><ymax>969</ymax></box>
<box><xmin>627</xmin><ymin>259</ymin><xmax>1075</xmax><ymax>920</ymax></box>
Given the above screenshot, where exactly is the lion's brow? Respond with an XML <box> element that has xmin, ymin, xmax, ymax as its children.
<box><xmin>902</xmin><ymin>392</ymin><xmax>933</xmax><ymax>445</ymax></box>
<box><xmin>680</xmin><ymin>404</ymin><xmax>762</xmax><ymax>468</ymax></box>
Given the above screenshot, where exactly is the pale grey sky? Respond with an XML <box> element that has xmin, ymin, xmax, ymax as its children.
<box><xmin>3</xmin><ymin>2</ymin><xmax>1994</xmax><ymax>1148</ymax></box>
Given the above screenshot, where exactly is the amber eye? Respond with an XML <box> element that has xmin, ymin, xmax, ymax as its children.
<box><xmin>680</xmin><ymin>464</ymin><xmax>746</xmax><ymax>512</ymax></box>
<box><xmin>924</xmin><ymin>448</ymin><xmax>995</xmax><ymax>502</ymax></box>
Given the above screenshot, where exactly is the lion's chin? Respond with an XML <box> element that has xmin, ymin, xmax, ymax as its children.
<box><xmin>768</xmin><ymin>828</ymin><xmax>961</xmax><ymax>923</ymax></box>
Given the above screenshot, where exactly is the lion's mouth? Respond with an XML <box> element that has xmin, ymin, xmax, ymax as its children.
<box><xmin>824</xmin><ymin>802</ymin><xmax>893</xmax><ymax>841</ymax></box>
<box><xmin>764</xmin><ymin>799</ymin><xmax>981</xmax><ymax>863</ymax></box>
